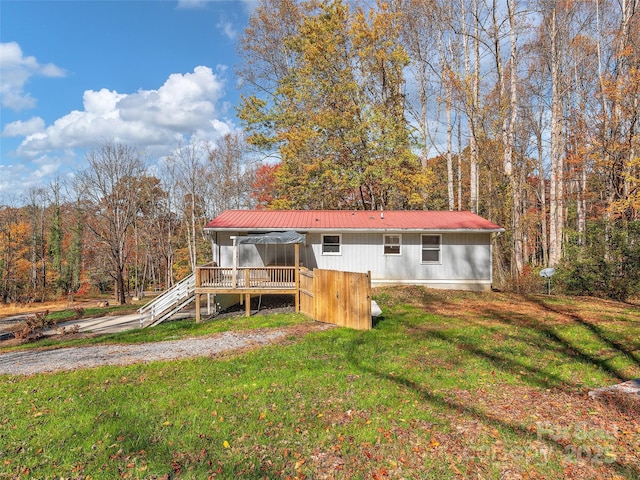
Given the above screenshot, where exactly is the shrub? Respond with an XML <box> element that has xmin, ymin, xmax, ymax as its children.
<box><xmin>58</xmin><ymin>324</ymin><xmax>81</xmax><ymax>335</ymax></box>
<box><xmin>12</xmin><ymin>310</ymin><xmax>56</xmax><ymax>342</ymax></box>
<box><xmin>503</xmin><ymin>264</ymin><xmax>546</xmax><ymax>294</ymax></box>
<box><xmin>557</xmin><ymin>220</ymin><xmax>640</xmax><ymax>301</ymax></box>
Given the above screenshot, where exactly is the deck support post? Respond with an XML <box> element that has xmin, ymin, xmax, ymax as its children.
<box><xmin>295</xmin><ymin>243</ymin><xmax>300</xmax><ymax>312</ymax></box>
<box><xmin>245</xmin><ymin>293</ymin><xmax>251</xmax><ymax>317</ymax></box>
<box><xmin>195</xmin><ymin>293</ymin><xmax>201</xmax><ymax>323</ymax></box>
<box><xmin>195</xmin><ymin>269</ymin><xmax>202</xmax><ymax>323</ymax></box>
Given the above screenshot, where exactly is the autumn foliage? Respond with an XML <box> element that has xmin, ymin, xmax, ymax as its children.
<box><xmin>2</xmin><ymin>0</ymin><xmax>640</xmax><ymax>301</ymax></box>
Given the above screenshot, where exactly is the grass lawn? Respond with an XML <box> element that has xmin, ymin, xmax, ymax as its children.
<box><xmin>1</xmin><ymin>287</ymin><xmax>639</xmax><ymax>479</ymax></box>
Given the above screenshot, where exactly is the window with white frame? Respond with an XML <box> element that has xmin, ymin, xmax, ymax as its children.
<box><xmin>421</xmin><ymin>234</ymin><xmax>441</xmax><ymax>263</ymax></box>
<box><xmin>383</xmin><ymin>234</ymin><xmax>401</xmax><ymax>255</ymax></box>
<box><xmin>322</xmin><ymin>234</ymin><xmax>341</xmax><ymax>255</ymax></box>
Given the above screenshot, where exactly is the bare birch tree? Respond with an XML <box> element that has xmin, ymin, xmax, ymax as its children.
<box><xmin>170</xmin><ymin>142</ymin><xmax>211</xmax><ymax>273</ymax></box>
<box><xmin>208</xmin><ymin>132</ymin><xmax>257</xmax><ymax>216</ymax></box>
<box><xmin>76</xmin><ymin>142</ymin><xmax>145</xmax><ymax>304</ymax></box>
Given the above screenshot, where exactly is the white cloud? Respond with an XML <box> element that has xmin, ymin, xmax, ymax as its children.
<box><xmin>176</xmin><ymin>0</ymin><xmax>209</xmax><ymax>9</ymax></box>
<box><xmin>15</xmin><ymin>66</ymin><xmax>232</xmax><ymax>159</ymax></box>
<box><xmin>0</xmin><ymin>163</ymin><xmax>29</xmax><ymax>196</ymax></box>
<box><xmin>32</xmin><ymin>157</ymin><xmax>63</xmax><ymax>180</ymax></box>
<box><xmin>176</xmin><ymin>0</ymin><xmax>257</xmax><ymax>12</ymax></box>
<box><xmin>0</xmin><ymin>151</ymin><xmax>75</xmax><ymax>196</ymax></box>
<box><xmin>1</xmin><ymin>116</ymin><xmax>45</xmax><ymax>137</ymax></box>
<box><xmin>210</xmin><ymin>118</ymin><xmax>231</xmax><ymax>137</ymax></box>
<box><xmin>217</xmin><ymin>19</ymin><xmax>237</xmax><ymax>40</ymax></box>
<box><xmin>0</xmin><ymin>42</ymin><xmax>66</xmax><ymax>111</ymax></box>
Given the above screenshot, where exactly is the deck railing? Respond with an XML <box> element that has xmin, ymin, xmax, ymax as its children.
<box><xmin>196</xmin><ymin>266</ymin><xmax>296</xmax><ymax>289</ymax></box>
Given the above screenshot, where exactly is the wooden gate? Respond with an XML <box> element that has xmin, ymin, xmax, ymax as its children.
<box><xmin>298</xmin><ymin>267</ymin><xmax>372</xmax><ymax>330</ymax></box>
<box><xmin>299</xmin><ymin>267</ymin><xmax>315</xmax><ymax>319</ymax></box>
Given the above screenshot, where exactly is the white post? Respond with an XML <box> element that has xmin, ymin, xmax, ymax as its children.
<box><xmin>231</xmin><ymin>236</ymin><xmax>237</xmax><ymax>288</ymax></box>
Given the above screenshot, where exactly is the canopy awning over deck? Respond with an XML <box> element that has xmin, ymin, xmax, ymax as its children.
<box><xmin>235</xmin><ymin>231</ymin><xmax>305</xmax><ymax>245</ymax></box>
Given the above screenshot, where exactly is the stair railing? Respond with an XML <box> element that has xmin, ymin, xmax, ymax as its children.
<box><xmin>138</xmin><ymin>273</ymin><xmax>196</xmax><ymax>327</ymax></box>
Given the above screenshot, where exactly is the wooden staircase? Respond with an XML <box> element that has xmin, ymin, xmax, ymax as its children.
<box><xmin>138</xmin><ymin>273</ymin><xmax>196</xmax><ymax>327</ymax></box>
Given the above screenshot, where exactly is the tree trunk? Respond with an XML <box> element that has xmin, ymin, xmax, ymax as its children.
<box><xmin>537</xmin><ymin>116</ymin><xmax>549</xmax><ymax>266</ymax></box>
<box><xmin>509</xmin><ymin>0</ymin><xmax>522</xmax><ymax>276</ymax></box>
<box><xmin>446</xmin><ymin>94</ymin><xmax>455</xmax><ymax>211</ymax></box>
<box><xmin>549</xmin><ymin>7</ymin><xmax>564</xmax><ymax>266</ymax></box>
<box><xmin>116</xmin><ymin>269</ymin><xmax>126</xmax><ymax>305</ymax></box>
<box><xmin>457</xmin><ymin>118</ymin><xmax>463</xmax><ymax>211</ymax></box>
<box><xmin>462</xmin><ymin>0</ymin><xmax>480</xmax><ymax>214</ymax></box>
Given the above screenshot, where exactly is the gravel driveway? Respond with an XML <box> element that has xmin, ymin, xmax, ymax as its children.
<box><xmin>0</xmin><ymin>324</ymin><xmax>331</xmax><ymax>376</ymax></box>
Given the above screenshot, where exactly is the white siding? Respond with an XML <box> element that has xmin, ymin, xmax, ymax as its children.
<box><xmin>214</xmin><ymin>231</ymin><xmax>493</xmax><ymax>290</ymax></box>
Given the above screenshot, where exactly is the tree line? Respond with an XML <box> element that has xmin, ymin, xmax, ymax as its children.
<box><xmin>0</xmin><ymin>134</ymin><xmax>256</xmax><ymax>304</ymax></box>
<box><xmin>240</xmin><ymin>0</ymin><xmax>640</xmax><ymax>299</ymax></box>
<box><xmin>1</xmin><ymin>0</ymin><xmax>639</xmax><ymax>303</ymax></box>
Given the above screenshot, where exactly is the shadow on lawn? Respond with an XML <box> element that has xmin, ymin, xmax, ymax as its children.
<box><xmin>478</xmin><ymin>301</ymin><xmax>640</xmax><ymax>384</ymax></box>
<box><xmin>358</xmin><ymin>288</ymin><xmax>640</xmax><ymax>477</ymax></box>
<box><xmin>389</xmin><ymin>305</ymin><xmax>583</xmax><ymax>391</ymax></box>
<box><xmin>404</xmin><ymin>288</ymin><xmax>640</xmax><ymax>385</ymax></box>
<box><xmin>526</xmin><ymin>295</ymin><xmax>640</xmax><ymax>376</ymax></box>
<box><xmin>421</xmin><ymin>326</ymin><xmax>575</xmax><ymax>390</ymax></box>
<box><xmin>345</xmin><ymin>335</ymin><xmax>640</xmax><ymax>479</ymax></box>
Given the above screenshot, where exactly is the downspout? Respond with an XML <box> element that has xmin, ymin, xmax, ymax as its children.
<box><xmin>492</xmin><ymin>231</ymin><xmax>503</xmax><ymax>290</ymax></box>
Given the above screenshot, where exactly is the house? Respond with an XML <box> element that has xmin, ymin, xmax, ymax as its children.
<box><xmin>204</xmin><ymin>209</ymin><xmax>504</xmax><ymax>292</ymax></box>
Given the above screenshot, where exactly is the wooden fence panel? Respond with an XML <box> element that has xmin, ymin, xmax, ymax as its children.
<box><xmin>298</xmin><ymin>268</ymin><xmax>371</xmax><ymax>330</ymax></box>
<box><xmin>299</xmin><ymin>267</ymin><xmax>315</xmax><ymax>318</ymax></box>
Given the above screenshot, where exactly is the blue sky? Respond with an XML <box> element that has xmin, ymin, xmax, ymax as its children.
<box><xmin>0</xmin><ymin>0</ymin><xmax>255</xmax><ymax>199</ymax></box>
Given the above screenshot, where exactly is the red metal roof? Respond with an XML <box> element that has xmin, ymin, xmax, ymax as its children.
<box><xmin>205</xmin><ymin>210</ymin><xmax>504</xmax><ymax>232</ymax></box>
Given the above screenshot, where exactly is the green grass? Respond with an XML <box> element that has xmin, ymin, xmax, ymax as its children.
<box><xmin>1</xmin><ymin>288</ymin><xmax>639</xmax><ymax>479</ymax></box>
<box><xmin>45</xmin><ymin>303</ymin><xmax>141</xmax><ymax>322</ymax></box>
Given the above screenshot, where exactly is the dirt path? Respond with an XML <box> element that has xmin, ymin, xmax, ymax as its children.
<box><xmin>0</xmin><ymin>323</ymin><xmax>332</xmax><ymax>376</ymax></box>
<box><xmin>0</xmin><ymin>297</ymin><xmax>109</xmax><ymax>320</ymax></box>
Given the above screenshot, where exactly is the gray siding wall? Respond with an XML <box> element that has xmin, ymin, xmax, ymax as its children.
<box><xmin>213</xmin><ymin>231</ymin><xmax>492</xmax><ymax>288</ymax></box>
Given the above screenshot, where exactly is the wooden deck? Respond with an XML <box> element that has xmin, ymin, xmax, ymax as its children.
<box><xmin>194</xmin><ymin>266</ymin><xmax>298</xmax><ymax>319</ymax></box>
